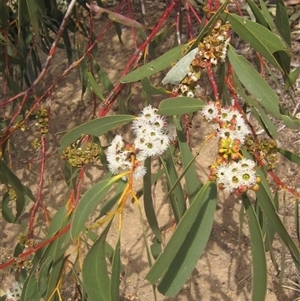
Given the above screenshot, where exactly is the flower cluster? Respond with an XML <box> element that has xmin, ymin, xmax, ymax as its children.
<box><xmin>5</xmin><ymin>281</ymin><xmax>23</xmax><ymax>301</ymax></box>
<box><xmin>202</xmin><ymin>101</ymin><xmax>251</xmax><ymax>144</ymax></box>
<box><xmin>173</xmin><ymin>20</ymin><xmax>230</xmax><ymax>98</ymax></box>
<box><xmin>210</xmin><ymin>159</ymin><xmax>259</xmax><ymax>194</ymax></box>
<box><xmin>107</xmin><ymin>106</ymin><xmax>172</xmax><ymax>180</ymax></box>
<box><xmin>202</xmin><ymin>101</ymin><xmax>259</xmax><ymax>195</ymax></box>
<box><xmin>198</xmin><ymin>20</ymin><xmax>230</xmax><ymax>66</ymax></box>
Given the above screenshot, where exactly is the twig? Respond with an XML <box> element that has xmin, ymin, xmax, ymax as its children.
<box><xmin>28</xmin><ymin>137</ymin><xmax>48</xmax><ymax>238</ymax></box>
<box><xmin>98</xmin><ymin>0</ymin><xmax>181</xmax><ymax>116</ymax></box>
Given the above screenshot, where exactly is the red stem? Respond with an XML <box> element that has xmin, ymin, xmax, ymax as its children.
<box><xmin>187</xmin><ymin>2</ymin><xmax>202</xmax><ymax>24</ymax></box>
<box><xmin>127</xmin><ymin>0</ymin><xmax>138</xmax><ymax>49</ymax></box>
<box><xmin>0</xmin><ymin>1</ymin><xmax>78</xmax><ymax>145</ymax></box>
<box><xmin>98</xmin><ymin>0</ymin><xmax>180</xmax><ymax>116</ymax></box>
<box><xmin>28</xmin><ymin>137</ymin><xmax>47</xmax><ymax>238</ymax></box>
<box><xmin>185</xmin><ymin>0</ymin><xmax>194</xmax><ymax>40</ymax></box>
<box><xmin>0</xmin><ymin>224</ymin><xmax>71</xmax><ymax>270</ymax></box>
<box><xmin>206</xmin><ymin>62</ymin><xmax>219</xmax><ymax>101</ymax></box>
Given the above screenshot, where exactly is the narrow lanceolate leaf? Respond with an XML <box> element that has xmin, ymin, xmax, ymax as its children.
<box><xmin>21</xmin><ymin>208</ymin><xmax>69</xmax><ymax>301</ymax></box>
<box><xmin>157</xmin><ymin>97</ymin><xmax>204</xmax><ymax>116</ymax></box>
<box><xmin>275</xmin><ymin>0</ymin><xmax>291</xmax><ymax>74</ymax></box>
<box><xmin>0</xmin><ymin>161</ymin><xmax>25</xmax><ymax>221</ymax></box>
<box><xmin>40</xmin><ymin>236</ymin><xmax>70</xmax><ymax>300</ymax></box>
<box><xmin>1</xmin><ymin>192</ymin><xmax>16</xmax><ymax>223</ymax></box>
<box><xmin>228</xmin><ymin>46</ymin><xmax>300</xmax><ymax>129</ymax></box>
<box><xmin>110</xmin><ymin>233</ymin><xmax>121</xmax><ymax>301</ymax></box>
<box><xmin>87</xmin><ymin>72</ymin><xmax>104</xmax><ymax>101</ymax></box>
<box><xmin>59</xmin><ymin>115</ymin><xmax>135</xmax><ymax>153</ymax></box>
<box><xmin>82</xmin><ymin>221</ymin><xmax>112</xmax><ymax>301</ymax></box>
<box><xmin>250</xmin><ymin>105</ymin><xmax>278</xmax><ymax>139</ymax></box>
<box><xmin>242</xmin><ymin>194</ymin><xmax>267</xmax><ymax>301</ymax></box>
<box><xmin>230</xmin><ymin>77</ymin><xmax>278</xmax><ymax>139</ymax></box>
<box><xmin>174</xmin><ymin>116</ymin><xmax>201</xmax><ymax>203</ymax></box>
<box><xmin>120</xmin><ymin>44</ymin><xmax>187</xmax><ymax>83</ymax></box>
<box><xmin>26</xmin><ymin>0</ymin><xmax>40</xmax><ymax>39</ymax></box>
<box><xmin>143</xmin><ymin>158</ymin><xmax>162</xmax><ymax>242</ymax></box>
<box><xmin>255</xmin><ymin>169</ymin><xmax>300</xmax><ymax>271</ymax></box>
<box><xmin>141</xmin><ymin>77</ymin><xmax>169</xmax><ymax>95</ymax></box>
<box><xmin>245</xmin><ymin>0</ymin><xmax>268</xmax><ymax>28</ymax></box>
<box><xmin>146</xmin><ymin>183</ymin><xmax>217</xmax><ymax>297</ymax></box>
<box><xmin>285</xmin><ymin>66</ymin><xmax>300</xmax><ymax>90</ymax></box>
<box><xmin>70</xmin><ymin>176</ymin><xmax>121</xmax><ymax>240</ymax></box>
<box><xmin>161</xmin><ymin>148</ymin><xmax>186</xmax><ymax>223</ymax></box>
<box><xmin>225</xmin><ymin>13</ymin><xmax>290</xmax><ymax>71</ymax></box>
<box><xmin>277</xmin><ymin>148</ymin><xmax>300</xmax><ymax>165</ymax></box>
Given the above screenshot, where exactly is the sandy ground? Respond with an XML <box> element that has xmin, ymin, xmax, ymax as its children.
<box><xmin>1</xmin><ymin>1</ymin><xmax>300</xmax><ymax>300</ymax></box>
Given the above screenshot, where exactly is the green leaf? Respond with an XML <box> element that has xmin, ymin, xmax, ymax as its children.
<box><xmin>110</xmin><ymin>233</ymin><xmax>121</xmax><ymax>301</ymax></box>
<box><xmin>113</xmin><ymin>21</ymin><xmax>123</xmax><ymax>44</ymax></box>
<box><xmin>250</xmin><ymin>105</ymin><xmax>278</xmax><ymax>139</ymax></box>
<box><xmin>26</xmin><ymin>0</ymin><xmax>40</xmax><ymax>40</ymax></box>
<box><xmin>245</xmin><ymin>0</ymin><xmax>269</xmax><ymax>28</ymax></box>
<box><xmin>275</xmin><ymin>0</ymin><xmax>291</xmax><ymax>47</ymax></box>
<box><xmin>233</xmin><ymin>72</ymin><xmax>278</xmax><ymax>139</ymax></box>
<box><xmin>59</xmin><ymin>115</ymin><xmax>135</xmax><ymax>152</ymax></box>
<box><xmin>157</xmin><ymin>97</ymin><xmax>204</xmax><ymax>116</ymax></box>
<box><xmin>264</xmin><ymin>193</ymin><xmax>279</xmax><ymax>253</ymax></box>
<box><xmin>87</xmin><ymin>72</ymin><xmax>104</xmax><ymax>101</ymax></box>
<box><xmin>0</xmin><ymin>161</ymin><xmax>25</xmax><ymax>220</ymax></box>
<box><xmin>70</xmin><ymin>176</ymin><xmax>120</xmax><ymax>239</ymax></box>
<box><xmin>232</xmin><ymin>82</ymin><xmax>278</xmax><ymax>138</ymax></box>
<box><xmin>246</xmin><ymin>0</ymin><xmax>293</xmax><ymax>77</ymax></box>
<box><xmin>143</xmin><ymin>158</ymin><xmax>162</xmax><ymax>241</ymax></box>
<box><xmin>96</xmin><ymin>181</ymin><xmax>126</xmax><ymax>220</ymax></box>
<box><xmin>141</xmin><ymin>77</ymin><xmax>169</xmax><ymax>95</ymax></box>
<box><xmin>47</xmin><ymin>206</ymin><xmax>70</xmax><ymax>237</ymax></box>
<box><xmin>120</xmin><ymin>44</ymin><xmax>187</xmax><ymax>83</ymax></box>
<box><xmin>38</xmin><ymin>208</ymin><xmax>70</xmax><ymax>300</ymax></box>
<box><xmin>225</xmin><ymin>13</ymin><xmax>290</xmax><ymax>71</ymax></box>
<box><xmin>21</xmin><ymin>269</ymin><xmax>40</xmax><ymax>301</ymax></box>
<box><xmin>242</xmin><ymin>194</ymin><xmax>267</xmax><ymax>301</ymax></box>
<box><xmin>79</xmin><ymin>55</ymin><xmax>88</xmax><ymax>100</ymax></box>
<box><xmin>174</xmin><ymin>116</ymin><xmax>201</xmax><ymax>202</ymax></box>
<box><xmin>277</xmin><ymin>148</ymin><xmax>300</xmax><ymax>165</ymax></box>
<box><xmin>256</xmin><ymin>0</ymin><xmax>288</xmax><ymax>44</ymax></box>
<box><xmin>1</xmin><ymin>192</ymin><xmax>15</xmax><ymax>223</ymax></box>
<box><xmin>82</xmin><ymin>221</ymin><xmax>112</xmax><ymax>301</ymax></box>
<box><xmin>161</xmin><ymin>148</ymin><xmax>186</xmax><ymax>223</ymax></box>
<box><xmin>96</xmin><ymin>66</ymin><xmax>114</xmax><ymax>92</ymax></box>
<box><xmin>285</xmin><ymin>66</ymin><xmax>300</xmax><ymax>90</ymax></box>
<box><xmin>146</xmin><ymin>182</ymin><xmax>217</xmax><ymax>297</ymax></box>
<box><xmin>150</xmin><ymin>236</ymin><xmax>163</xmax><ymax>260</ymax></box>
<box><xmin>256</xmin><ymin>169</ymin><xmax>300</xmax><ymax>271</ymax></box>
<box><xmin>228</xmin><ymin>45</ymin><xmax>300</xmax><ymax>129</ymax></box>
<box><xmin>21</xmin><ymin>208</ymin><xmax>69</xmax><ymax>301</ymax></box>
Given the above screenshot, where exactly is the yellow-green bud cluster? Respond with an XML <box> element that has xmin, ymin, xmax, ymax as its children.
<box><xmin>62</xmin><ymin>142</ymin><xmax>101</xmax><ymax>167</ymax></box>
<box><xmin>245</xmin><ymin>137</ymin><xmax>278</xmax><ymax>170</ymax></box>
<box><xmin>35</xmin><ymin>109</ymin><xmax>49</xmax><ymax>137</ymax></box>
